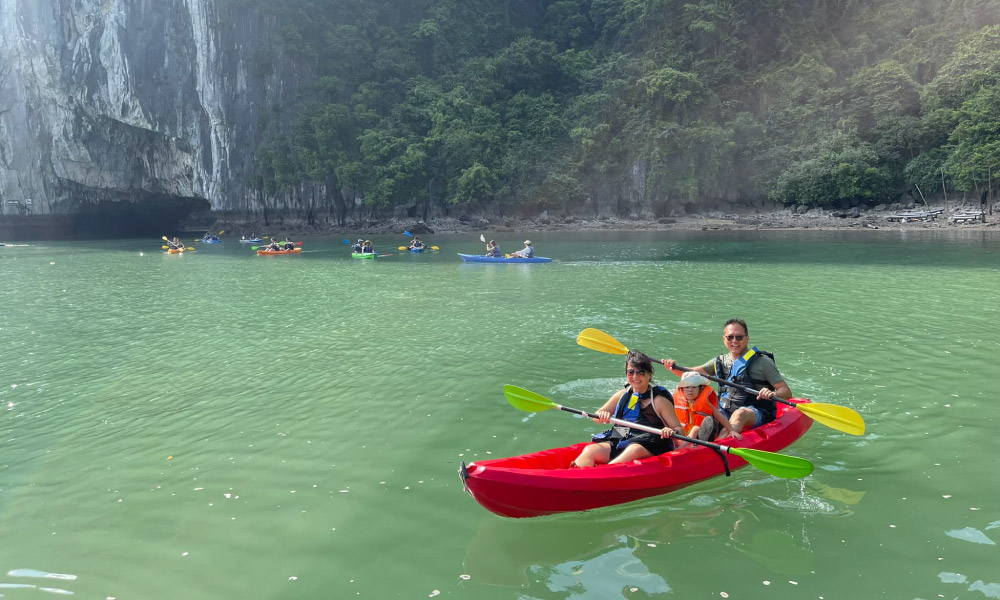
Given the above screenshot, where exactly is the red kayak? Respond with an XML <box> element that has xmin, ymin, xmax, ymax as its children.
<box><xmin>257</xmin><ymin>247</ymin><xmax>302</xmax><ymax>255</ymax></box>
<box><xmin>460</xmin><ymin>399</ymin><xmax>813</xmax><ymax>518</ymax></box>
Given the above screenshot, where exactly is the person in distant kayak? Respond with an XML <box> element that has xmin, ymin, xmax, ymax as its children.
<box><xmin>486</xmin><ymin>240</ymin><xmax>502</xmax><ymax>257</ymax></box>
<box><xmin>168</xmin><ymin>237</ymin><xmax>184</xmax><ymax>250</ymax></box>
<box><xmin>409</xmin><ymin>236</ymin><xmax>425</xmax><ymax>250</ymax></box>
<box><xmin>282</xmin><ymin>237</ymin><xmax>296</xmax><ymax>250</ymax></box>
<box><xmin>570</xmin><ymin>350</ymin><xmax>683</xmax><ymax>468</ymax></box>
<box><xmin>265</xmin><ymin>238</ymin><xmax>282</xmax><ymax>251</ymax></box>
<box><xmin>672</xmin><ymin>371</ymin><xmax>741</xmax><ymax>445</ymax></box>
<box><xmin>361</xmin><ymin>240</ymin><xmax>375</xmax><ymax>254</ymax></box>
<box><xmin>353</xmin><ymin>239</ymin><xmax>364</xmax><ymax>253</ymax></box>
<box><xmin>661</xmin><ymin>318</ymin><xmax>790</xmax><ymax>435</ymax></box>
<box><xmin>511</xmin><ymin>240</ymin><xmax>534</xmax><ymax>258</ymax></box>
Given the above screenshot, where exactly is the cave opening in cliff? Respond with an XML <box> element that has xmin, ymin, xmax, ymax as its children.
<box><xmin>0</xmin><ymin>195</ymin><xmax>211</xmax><ymax>240</ymax></box>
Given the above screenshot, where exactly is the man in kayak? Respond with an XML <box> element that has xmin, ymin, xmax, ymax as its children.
<box><xmin>511</xmin><ymin>240</ymin><xmax>534</xmax><ymax>258</ymax></box>
<box><xmin>352</xmin><ymin>239</ymin><xmax>364</xmax><ymax>253</ymax></box>
<box><xmin>672</xmin><ymin>371</ymin><xmax>741</xmax><ymax>445</ymax></box>
<box><xmin>167</xmin><ymin>237</ymin><xmax>185</xmax><ymax>251</ymax></box>
<box><xmin>661</xmin><ymin>318</ymin><xmax>791</xmax><ymax>436</ymax></box>
<box><xmin>486</xmin><ymin>240</ymin><xmax>502</xmax><ymax>257</ymax></box>
<box><xmin>282</xmin><ymin>237</ymin><xmax>296</xmax><ymax>250</ymax></box>
<box><xmin>409</xmin><ymin>236</ymin><xmax>425</xmax><ymax>250</ymax></box>
<box><xmin>570</xmin><ymin>351</ymin><xmax>684</xmax><ymax>467</ymax></box>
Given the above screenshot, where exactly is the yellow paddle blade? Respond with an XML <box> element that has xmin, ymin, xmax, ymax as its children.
<box><xmin>431</xmin><ymin>246</ymin><xmax>439</xmax><ymax>250</ymax></box>
<box><xmin>161</xmin><ymin>245</ymin><xmax>168</xmax><ymax>249</ymax></box>
<box><xmin>218</xmin><ymin>230</ymin><xmax>224</xmax><ymax>234</ymax></box>
<box><xmin>576</xmin><ymin>328</ymin><xmax>629</xmax><ymax>355</ymax></box>
<box><xmin>798</xmin><ymin>402</ymin><xmax>866</xmax><ymax>435</ymax></box>
<box><xmin>398</xmin><ymin>246</ymin><xmax>408</xmax><ymax>250</ymax></box>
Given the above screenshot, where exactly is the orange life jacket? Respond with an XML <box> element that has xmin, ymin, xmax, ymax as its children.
<box><xmin>673</xmin><ymin>386</ymin><xmax>719</xmax><ymax>435</ymax></box>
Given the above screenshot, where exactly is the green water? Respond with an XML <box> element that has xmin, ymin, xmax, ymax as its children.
<box><xmin>1</xmin><ymin>230</ymin><xmax>998</xmax><ymax>599</ymax></box>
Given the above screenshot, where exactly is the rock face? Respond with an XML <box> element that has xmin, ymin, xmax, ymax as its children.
<box><xmin>0</xmin><ymin>0</ymin><xmax>307</xmax><ymax>235</ymax></box>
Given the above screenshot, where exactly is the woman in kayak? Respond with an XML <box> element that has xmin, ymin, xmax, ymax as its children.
<box><xmin>486</xmin><ymin>240</ymin><xmax>502</xmax><ymax>257</ymax></box>
<box><xmin>361</xmin><ymin>240</ymin><xmax>375</xmax><ymax>254</ymax></box>
<box><xmin>672</xmin><ymin>371</ymin><xmax>741</xmax><ymax>446</ymax></box>
<box><xmin>282</xmin><ymin>237</ymin><xmax>296</xmax><ymax>250</ymax></box>
<box><xmin>409</xmin><ymin>236</ymin><xmax>425</xmax><ymax>250</ymax></box>
<box><xmin>571</xmin><ymin>351</ymin><xmax>684</xmax><ymax>468</ymax></box>
<box><xmin>264</xmin><ymin>238</ymin><xmax>282</xmax><ymax>251</ymax></box>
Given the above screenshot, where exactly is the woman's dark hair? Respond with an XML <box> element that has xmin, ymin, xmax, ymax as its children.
<box><xmin>625</xmin><ymin>350</ymin><xmax>653</xmax><ymax>374</ymax></box>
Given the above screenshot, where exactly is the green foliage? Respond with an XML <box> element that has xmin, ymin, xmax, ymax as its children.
<box><xmin>773</xmin><ymin>135</ymin><xmax>895</xmax><ymax>206</ymax></box>
<box><xmin>245</xmin><ymin>0</ymin><xmax>1000</xmax><ymax>215</ymax></box>
<box><xmin>943</xmin><ymin>84</ymin><xmax>1000</xmax><ymax>191</ymax></box>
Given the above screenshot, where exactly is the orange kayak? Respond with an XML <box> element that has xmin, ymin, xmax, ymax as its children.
<box><xmin>257</xmin><ymin>247</ymin><xmax>302</xmax><ymax>255</ymax></box>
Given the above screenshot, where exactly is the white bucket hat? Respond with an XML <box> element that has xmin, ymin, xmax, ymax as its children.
<box><xmin>678</xmin><ymin>372</ymin><xmax>710</xmax><ymax>388</ymax></box>
<box><xmin>523</xmin><ymin>240</ymin><xmax>531</xmax><ymax>245</ymax></box>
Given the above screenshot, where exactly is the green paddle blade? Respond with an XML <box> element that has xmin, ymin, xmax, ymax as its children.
<box><xmin>797</xmin><ymin>402</ymin><xmax>866</xmax><ymax>436</ymax></box>
<box><xmin>577</xmin><ymin>328</ymin><xmax>629</xmax><ymax>355</ymax></box>
<box><xmin>503</xmin><ymin>385</ymin><xmax>558</xmax><ymax>413</ymax></box>
<box><xmin>729</xmin><ymin>447</ymin><xmax>814</xmax><ymax>479</ymax></box>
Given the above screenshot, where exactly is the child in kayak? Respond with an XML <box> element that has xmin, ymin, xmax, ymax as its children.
<box><xmin>570</xmin><ymin>351</ymin><xmax>684</xmax><ymax>468</ymax></box>
<box><xmin>672</xmin><ymin>371</ymin><xmax>741</xmax><ymax>445</ymax></box>
<box><xmin>486</xmin><ymin>240</ymin><xmax>502</xmax><ymax>257</ymax></box>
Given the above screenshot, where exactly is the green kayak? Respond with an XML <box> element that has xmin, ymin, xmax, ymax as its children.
<box><xmin>352</xmin><ymin>252</ymin><xmax>377</xmax><ymax>259</ymax></box>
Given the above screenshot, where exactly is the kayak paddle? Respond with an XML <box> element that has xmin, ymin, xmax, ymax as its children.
<box><xmin>404</xmin><ymin>230</ymin><xmax>413</xmax><ymax>237</ymax></box>
<box><xmin>576</xmin><ymin>328</ymin><xmax>865</xmax><ymax>436</ymax></box>
<box><xmin>479</xmin><ymin>234</ymin><xmax>486</xmax><ymax>243</ymax></box>
<box><xmin>503</xmin><ymin>385</ymin><xmax>814</xmax><ymax>479</ymax></box>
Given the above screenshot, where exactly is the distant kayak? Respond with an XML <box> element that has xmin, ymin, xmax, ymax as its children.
<box><xmin>409</xmin><ymin>247</ymin><xmax>425</xmax><ymax>253</ymax></box>
<box><xmin>352</xmin><ymin>252</ymin><xmax>377</xmax><ymax>259</ymax></box>
<box><xmin>239</xmin><ymin>238</ymin><xmax>264</xmax><ymax>244</ymax></box>
<box><xmin>198</xmin><ymin>238</ymin><xmax>221</xmax><ymax>244</ymax></box>
<box><xmin>458</xmin><ymin>253</ymin><xmax>551</xmax><ymax>263</ymax></box>
<box><xmin>165</xmin><ymin>248</ymin><xmax>186</xmax><ymax>254</ymax></box>
<box><xmin>257</xmin><ymin>248</ymin><xmax>302</xmax><ymax>255</ymax></box>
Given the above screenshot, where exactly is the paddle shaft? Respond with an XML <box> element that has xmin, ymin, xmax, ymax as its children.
<box><xmin>553</xmin><ymin>404</ymin><xmax>736</xmax><ymax>454</ymax></box>
<box><xmin>666</xmin><ymin>363</ymin><xmax>796</xmax><ymax>408</ymax></box>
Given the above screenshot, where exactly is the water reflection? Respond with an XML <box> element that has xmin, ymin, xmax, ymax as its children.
<box><xmin>463</xmin><ymin>507</ymin><xmax>725</xmax><ymax>588</ymax></box>
<box><xmin>463</xmin><ymin>500</ymin><xmax>824</xmax><ymax>594</ymax></box>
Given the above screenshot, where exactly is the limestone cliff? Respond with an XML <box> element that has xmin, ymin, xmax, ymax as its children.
<box><xmin>0</xmin><ymin>0</ymin><xmax>307</xmax><ymax>236</ymax></box>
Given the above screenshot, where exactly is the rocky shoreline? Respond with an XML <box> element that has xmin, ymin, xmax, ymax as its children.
<box><xmin>214</xmin><ymin>203</ymin><xmax>999</xmax><ymax>237</ymax></box>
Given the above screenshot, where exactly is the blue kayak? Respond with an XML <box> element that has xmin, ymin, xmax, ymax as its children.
<box><xmin>458</xmin><ymin>253</ymin><xmax>551</xmax><ymax>263</ymax></box>
<box><xmin>239</xmin><ymin>238</ymin><xmax>263</xmax><ymax>244</ymax></box>
<box><xmin>409</xmin><ymin>247</ymin><xmax>425</xmax><ymax>253</ymax></box>
<box><xmin>198</xmin><ymin>238</ymin><xmax>221</xmax><ymax>244</ymax></box>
